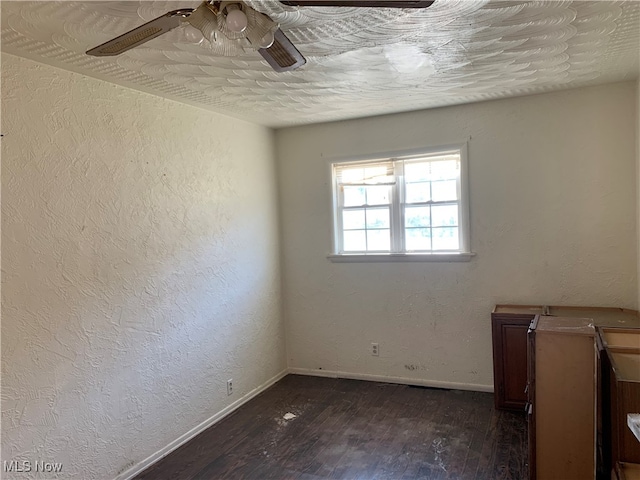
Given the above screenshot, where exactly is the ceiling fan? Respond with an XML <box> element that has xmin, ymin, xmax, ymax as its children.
<box><xmin>86</xmin><ymin>1</ymin><xmax>434</xmax><ymax>72</ymax></box>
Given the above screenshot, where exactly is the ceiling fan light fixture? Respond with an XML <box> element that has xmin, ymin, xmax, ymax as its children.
<box><xmin>225</xmin><ymin>4</ymin><xmax>248</xmax><ymax>33</ymax></box>
<box><xmin>258</xmin><ymin>30</ymin><xmax>275</xmax><ymax>49</ymax></box>
<box><xmin>244</xmin><ymin>10</ymin><xmax>278</xmax><ymax>49</ymax></box>
<box><xmin>183</xmin><ymin>23</ymin><xmax>204</xmax><ymax>43</ymax></box>
<box><xmin>187</xmin><ymin>2</ymin><xmax>219</xmax><ymax>43</ymax></box>
<box><xmin>246</xmin><ymin>28</ymin><xmax>275</xmax><ymax>49</ymax></box>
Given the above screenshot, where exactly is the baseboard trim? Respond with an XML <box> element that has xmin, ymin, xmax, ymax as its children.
<box><xmin>116</xmin><ymin>367</ymin><xmax>491</xmax><ymax>479</ymax></box>
<box><xmin>115</xmin><ymin>369</ymin><xmax>289</xmax><ymax>480</ymax></box>
<box><xmin>288</xmin><ymin>367</ymin><xmax>494</xmax><ymax>393</ymax></box>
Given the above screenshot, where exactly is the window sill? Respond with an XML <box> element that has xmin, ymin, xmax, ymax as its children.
<box><xmin>327</xmin><ymin>252</ymin><xmax>476</xmax><ymax>263</ymax></box>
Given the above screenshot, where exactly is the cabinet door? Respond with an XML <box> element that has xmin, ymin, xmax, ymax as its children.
<box><xmin>492</xmin><ymin>314</ymin><xmax>533</xmax><ymax>411</ymax></box>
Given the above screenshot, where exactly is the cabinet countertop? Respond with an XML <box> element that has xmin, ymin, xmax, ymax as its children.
<box><xmin>493</xmin><ymin>305</ymin><xmax>640</xmax><ymax>328</ymax></box>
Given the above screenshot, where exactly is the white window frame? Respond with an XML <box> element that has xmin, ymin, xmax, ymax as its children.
<box><xmin>329</xmin><ymin>144</ymin><xmax>474</xmax><ymax>263</ymax></box>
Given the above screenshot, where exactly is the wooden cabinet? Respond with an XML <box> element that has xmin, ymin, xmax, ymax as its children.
<box><xmin>492</xmin><ymin>305</ymin><xmax>640</xmax><ymax>478</ymax></box>
<box><xmin>491</xmin><ymin>305</ymin><xmax>640</xmax><ymax>412</ymax></box>
<box><xmin>600</xmin><ymin>328</ymin><xmax>640</xmax><ymax>473</ymax></box>
<box><xmin>527</xmin><ymin>316</ymin><xmax>598</xmax><ymax>480</ymax></box>
<box><xmin>491</xmin><ymin>307</ymin><xmax>539</xmax><ymax>411</ymax></box>
<box><xmin>617</xmin><ymin>462</ymin><xmax>640</xmax><ymax>480</ymax></box>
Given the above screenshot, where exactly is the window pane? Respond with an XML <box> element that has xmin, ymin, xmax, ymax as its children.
<box><xmin>367</xmin><ymin>229</ymin><xmax>390</xmax><ymax>251</ymax></box>
<box><xmin>366</xmin><ymin>185</ymin><xmax>390</xmax><ymax>205</ymax></box>
<box><xmin>341</xmin><ymin>168</ymin><xmax>364</xmax><ymax>184</ymax></box>
<box><xmin>344</xmin><ymin>230</ymin><xmax>366</xmax><ymax>251</ymax></box>
<box><xmin>343</xmin><ymin>186</ymin><xmax>365</xmax><ymax>207</ymax></box>
<box><xmin>406</xmin><ymin>228</ymin><xmax>431</xmax><ymax>251</ymax></box>
<box><xmin>405</xmin><ymin>206</ymin><xmax>431</xmax><ymax>228</ymax></box>
<box><xmin>364</xmin><ymin>166</ymin><xmax>390</xmax><ymax>181</ymax></box>
<box><xmin>430</xmin><ymin>160</ymin><xmax>458</xmax><ymax>181</ymax></box>
<box><xmin>432</xmin><ymin>227</ymin><xmax>459</xmax><ymax>250</ymax></box>
<box><xmin>431</xmin><ymin>180</ymin><xmax>457</xmax><ymax>202</ymax></box>
<box><xmin>431</xmin><ymin>204</ymin><xmax>458</xmax><ymax>227</ymax></box>
<box><xmin>343</xmin><ymin>209</ymin><xmax>365</xmax><ymax>230</ymax></box>
<box><xmin>366</xmin><ymin>208</ymin><xmax>390</xmax><ymax>229</ymax></box>
<box><xmin>405</xmin><ymin>182</ymin><xmax>430</xmax><ymax>203</ymax></box>
<box><xmin>405</xmin><ymin>162</ymin><xmax>430</xmax><ymax>182</ymax></box>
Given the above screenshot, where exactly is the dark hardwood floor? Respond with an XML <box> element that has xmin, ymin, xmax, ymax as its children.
<box><xmin>135</xmin><ymin>375</ymin><xmax>527</xmax><ymax>479</ymax></box>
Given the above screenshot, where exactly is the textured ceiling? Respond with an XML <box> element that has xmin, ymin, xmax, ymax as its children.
<box><xmin>2</xmin><ymin>0</ymin><xmax>639</xmax><ymax>127</ymax></box>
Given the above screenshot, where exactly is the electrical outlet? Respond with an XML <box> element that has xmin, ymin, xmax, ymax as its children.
<box><xmin>371</xmin><ymin>343</ymin><xmax>379</xmax><ymax>356</ymax></box>
<box><xmin>227</xmin><ymin>379</ymin><xmax>233</xmax><ymax>396</ymax></box>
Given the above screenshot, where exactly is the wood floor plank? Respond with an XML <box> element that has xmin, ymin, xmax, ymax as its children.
<box><xmin>458</xmin><ymin>393</ymin><xmax>494</xmax><ymax>478</ymax></box>
<box><xmin>367</xmin><ymin>387</ymin><xmax>427</xmax><ymax>479</ymax></box>
<box><xmin>134</xmin><ymin>375</ymin><xmax>528</xmax><ymax>480</ymax></box>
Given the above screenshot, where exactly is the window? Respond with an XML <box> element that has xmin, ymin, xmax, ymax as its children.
<box><xmin>331</xmin><ymin>145</ymin><xmax>471</xmax><ymax>259</ymax></box>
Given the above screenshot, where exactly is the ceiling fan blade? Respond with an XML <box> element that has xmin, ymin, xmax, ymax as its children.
<box><xmin>280</xmin><ymin>1</ymin><xmax>434</xmax><ymax>7</ymax></box>
<box><xmin>259</xmin><ymin>29</ymin><xmax>306</xmax><ymax>72</ymax></box>
<box><xmin>86</xmin><ymin>9</ymin><xmax>193</xmax><ymax>56</ymax></box>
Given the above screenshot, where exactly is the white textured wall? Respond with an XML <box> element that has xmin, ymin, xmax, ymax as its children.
<box><xmin>1</xmin><ymin>54</ymin><xmax>285</xmax><ymax>478</ymax></box>
<box><xmin>276</xmin><ymin>82</ymin><xmax>638</xmax><ymax>390</ymax></box>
